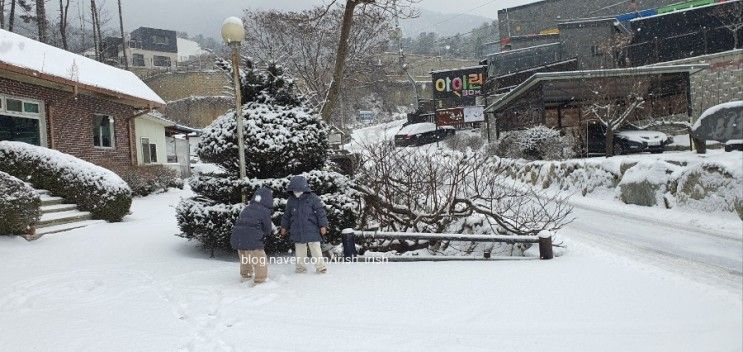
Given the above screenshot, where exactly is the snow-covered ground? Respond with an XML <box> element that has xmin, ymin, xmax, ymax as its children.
<box><xmin>0</xmin><ymin>121</ymin><xmax>740</xmax><ymax>351</ymax></box>
<box><xmin>1</xmin><ymin>187</ymin><xmax>741</xmax><ymax>351</ymax></box>
<box><xmin>345</xmin><ymin>119</ymin><xmax>405</xmax><ymax>151</ymax></box>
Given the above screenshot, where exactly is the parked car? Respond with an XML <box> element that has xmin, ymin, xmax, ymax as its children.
<box><xmin>585</xmin><ymin>122</ymin><xmax>673</xmax><ymax>155</ymax></box>
<box><xmin>394</xmin><ymin>123</ymin><xmax>455</xmax><ymax>147</ymax></box>
<box><xmin>724</xmin><ymin>140</ymin><xmax>743</xmax><ymax>152</ymax></box>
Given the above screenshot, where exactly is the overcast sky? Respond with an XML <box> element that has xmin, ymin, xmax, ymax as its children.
<box><xmin>102</xmin><ymin>0</ymin><xmax>538</xmax><ymax>38</ymax></box>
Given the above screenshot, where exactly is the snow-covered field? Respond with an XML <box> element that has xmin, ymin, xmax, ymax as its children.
<box><xmin>0</xmin><ymin>121</ymin><xmax>740</xmax><ymax>351</ymax></box>
<box><xmin>1</xmin><ymin>187</ymin><xmax>741</xmax><ymax>351</ymax></box>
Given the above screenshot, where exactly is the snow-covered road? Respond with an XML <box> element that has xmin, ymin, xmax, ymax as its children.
<box><xmin>566</xmin><ymin>205</ymin><xmax>743</xmax><ymax>293</ymax></box>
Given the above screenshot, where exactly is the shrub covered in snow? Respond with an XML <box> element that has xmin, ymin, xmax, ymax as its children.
<box><xmin>0</xmin><ymin>141</ymin><xmax>132</xmax><ymax>221</ymax></box>
<box><xmin>0</xmin><ymin>171</ymin><xmax>41</xmax><ymax>235</ymax></box>
<box><xmin>491</xmin><ymin>126</ymin><xmax>573</xmax><ymax>160</ymax></box>
<box><xmin>197</xmin><ymin>103</ymin><xmax>328</xmax><ymax>177</ymax></box>
<box><xmin>105</xmin><ymin>164</ymin><xmax>183</xmax><ymax>197</ymax></box>
<box><xmin>676</xmin><ymin>163</ymin><xmax>743</xmax><ymax>217</ymax></box>
<box><xmin>179</xmin><ymin>170</ymin><xmax>357</xmax><ymax>254</ymax></box>
<box><xmin>561</xmin><ymin>164</ymin><xmax>618</xmax><ymax>196</ymax></box>
<box><xmin>444</xmin><ymin>131</ymin><xmax>484</xmax><ymax>152</ymax></box>
<box><xmin>177</xmin><ymin>59</ymin><xmax>357</xmax><ymax>254</ymax></box>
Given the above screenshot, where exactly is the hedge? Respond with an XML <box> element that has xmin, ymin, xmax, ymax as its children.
<box><xmin>0</xmin><ymin>141</ymin><xmax>132</xmax><ymax>221</ymax></box>
<box><xmin>0</xmin><ymin>171</ymin><xmax>41</xmax><ymax>235</ymax></box>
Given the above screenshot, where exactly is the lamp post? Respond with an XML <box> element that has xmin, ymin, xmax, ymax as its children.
<box><xmin>221</xmin><ymin>17</ymin><xmax>247</xmax><ymax>203</ymax></box>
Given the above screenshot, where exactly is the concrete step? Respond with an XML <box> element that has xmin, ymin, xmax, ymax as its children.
<box><xmin>37</xmin><ymin>210</ymin><xmax>92</xmax><ymax>228</ymax></box>
<box><xmin>39</xmin><ymin>194</ymin><xmax>65</xmax><ymax>206</ymax></box>
<box><xmin>35</xmin><ymin>220</ymin><xmax>105</xmax><ymax>236</ymax></box>
<box><xmin>36</xmin><ymin>189</ymin><xmax>51</xmax><ymax>196</ymax></box>
<box><xmin>40</xmin><ymin>203</ymin><xmax>78</xmax><ymax>214</ymax></box>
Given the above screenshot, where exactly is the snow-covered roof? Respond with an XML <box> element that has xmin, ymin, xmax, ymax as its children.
<box><xmin>398</xmin><ymin>123</ymin><xmax>437</xmax><ymax>135</ymax></box>
<box><xmin>139</xmin><ymin>112</ymin><xmax>176</xmax><ymax>127</ymax></box>
<box><xmin>0</xmin><ymin>29</ymin><xmax>165</xmax><ymax>108</ymax></box>
<box><xmin>177</xmin><ymin>38</ymin><xmax>209</xmax><ymax>61</ymax></box>
<box><xmin>430</xmin><ymin>65</ymin><xmax>487</xmax><ymax>74</ymax></box>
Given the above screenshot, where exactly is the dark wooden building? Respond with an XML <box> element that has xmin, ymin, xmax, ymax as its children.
<box><xmin>484</xmin><ymin>65</ymin><xmax>706</xmax><ymax>142</ymax></box>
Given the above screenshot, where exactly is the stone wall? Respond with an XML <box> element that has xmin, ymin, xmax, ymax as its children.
<box><xmin>652</xmin><ymin>50</ymin><xmax>743</xmax><ymax>118</ymax></box>
<box><xmin>141</xmin><ymin>71</ymin><xmax>232</xmax><ymax>128</ymax></box>
<box><xmin>144</xmin><ymin>71</ymin><xmax>229</xmax><ymax>102</ymax></box>
<box><xmin>164</xmin><ymin>96</ymin><xmax>233</xmax><ymax>128</ymax></box>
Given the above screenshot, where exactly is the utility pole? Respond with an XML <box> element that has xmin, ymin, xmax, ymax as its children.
<box><xmin>394</xmin><ymin>0</ymin><xmax>419</xmax><ymax>111</ymax></box>
<box><xmin>117</xmin><ymin>0</ymin><xmax>129</xmax><ymax>69</ymax></box>
<box><xmin>1</xmin><ymin>0</ymin><xmax>5</xmax><ymax>29</ymax></box>
<box><xmin>91</xmin><ymin>0</ymin><xmax>99</xmax><ymax>61</ymax></box>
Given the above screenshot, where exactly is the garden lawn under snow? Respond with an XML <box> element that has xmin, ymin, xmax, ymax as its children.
<box><xmin>0</xmin><ymin>187</ymin><xmax>741</xmax><ymax>352</ymax></box>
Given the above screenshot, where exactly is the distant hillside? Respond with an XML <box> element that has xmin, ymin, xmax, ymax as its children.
<box><xmin>400</xmin><ymin>9</ymin><xmax>494</xmax><ymax>37</ymax></box>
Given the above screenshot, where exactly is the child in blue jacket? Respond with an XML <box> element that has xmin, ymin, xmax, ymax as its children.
<box><xmin>231</xmin><ymin>187</ymin><xmax>273</xmax><ymax>284</ymax></box>
<box><xmin>280</xmin><ymin>176</ymin><xmax>329</xmax><ymax>273</ymax></box>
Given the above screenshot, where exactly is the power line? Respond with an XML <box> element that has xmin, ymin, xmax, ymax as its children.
<box><xmin>431</xmin><ymin>0</ymin><xmax>500</xmax><ymax>27</ymax></box>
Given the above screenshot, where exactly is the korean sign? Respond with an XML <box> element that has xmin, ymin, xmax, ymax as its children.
<box><xmin>436</xmin><ymin>108</ymin><xmax>464</xmax><ymax>126</ymax></box>
<box><xmin>432</xmin><ymin>66</ymin><xmax>487</xmax><ymax>101</ymax></box>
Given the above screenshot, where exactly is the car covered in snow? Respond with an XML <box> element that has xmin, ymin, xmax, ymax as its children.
<box><xmin>724</xmin><ymin>139</ymin><xmax>743</xmax><ymax>152</ymax></box>
<box><xmin>585</xmin><ymin>123</ymin><xmax>673</xmax><ymax>155</ymax></box>
<box><xmin>394</xmin><ymin>123</ymin><xmax>455</xmax><ymax>147</ymax></box>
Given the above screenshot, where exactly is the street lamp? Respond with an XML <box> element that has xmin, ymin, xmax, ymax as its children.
<box><xmin>221</xmin><ymin>17</ymin><xmax>247</xmax><ymax>202</ymax></box>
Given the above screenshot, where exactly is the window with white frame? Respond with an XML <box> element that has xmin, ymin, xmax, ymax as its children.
<box><xmin>93</xmin><ymin>115</ymin><xmax>115</xmax><ymax>148</ymax></box>
<box><xmin>0</xmin><ymin>94</ymin><xmax>45</xmax><ymax>146</ymax></box>
<box><xmin>141</xmin><ymin>137</ymin><xmax>158</xmax><ymax>164</ymax></box>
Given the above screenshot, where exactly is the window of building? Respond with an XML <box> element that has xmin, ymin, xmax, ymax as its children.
<box><xmin>6</xmin><ymin>99</ymin><xmax>23</xmax><ymax>112</ymax></box>
<box><xmin>93</xmin><ymin>115</ymin><xmax>115</xmax><ymax>148</ymax></box>
<box><xmin>153</xmin><ymin>55</ymin><xmax>172</xmax><ymax>67</ymax></box>
<box><xmin>166</xmin><ymin>138</ymin><xmax>178</xmax><ymax>163</ymax></box>
<box><xmin>141</xmin><ymin>138</ymin><xmax>158</xmax><ymax>164</ymax></box>
<box><xmin>151</xmin><ymin>35</ymin><xmax>169</xmax><ymax>45</ymax></box>
<box><xmin>23</xmin><ymin>102</ymin><xmax>40</xmax><ymax>114</ymax></box>
<box><xmin>1</xmin><ymin>95</ymin><xmax>45</xmax><ymax>146</ymax></box>
<box><xmin>132</xmin><ymin>53</ymin><xmax>145</xmax><ymax>67</ymax></box>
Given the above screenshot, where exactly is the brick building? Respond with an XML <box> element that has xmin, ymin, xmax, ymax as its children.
<box><xmin>0</xmin><ymin>29</ymin><xmax>165</xmax><ymax>169</ymax></box>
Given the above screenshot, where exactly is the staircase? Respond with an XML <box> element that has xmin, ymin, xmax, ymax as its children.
<box><xmin>29</xmin><ymin>190</ymin><xmax>103</xmax><ymax>239</ymax></box>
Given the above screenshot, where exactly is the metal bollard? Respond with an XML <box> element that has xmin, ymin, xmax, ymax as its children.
<box><xmin>341</xmin><ymin>228</ymin><xmax>358</xmax><ymax>261</ymax></box>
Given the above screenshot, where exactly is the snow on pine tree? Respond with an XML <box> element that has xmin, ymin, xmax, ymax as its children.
<box><xmin>176</xmin><ymin>58</ymin><xmax>357</xmax><ymax>254</ymax></box>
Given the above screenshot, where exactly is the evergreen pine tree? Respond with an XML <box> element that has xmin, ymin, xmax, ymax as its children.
<box><xmin>177</xmin><ymin>58</ymin><xmax>357</xmax><ymax>254</ymax></box>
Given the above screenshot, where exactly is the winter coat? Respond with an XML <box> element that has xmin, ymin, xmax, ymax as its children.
<box><xmin>281</xmin><ymin>176</ymin><xmax>329</xmax><ymax>244</ymax></box>
<box><xmin>231</xmin><ymin>187</ymin><xmax>274</xmax><ymax>250</ymax></box>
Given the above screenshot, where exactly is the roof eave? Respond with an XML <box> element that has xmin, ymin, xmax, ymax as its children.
<box><xmin>0</xmin><ymin>61</ymin><xmax>165</xmax><ymax>110</ymax></box>
<box><xmin>485</xmin><ymin>64</ymin><xmax>710</xmax><ymax>113</ymax></box>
